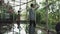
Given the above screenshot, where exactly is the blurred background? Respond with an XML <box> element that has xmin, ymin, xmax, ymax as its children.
<box><xmin>0</xmin><ymin>0</ymin><xmax>60</xmax><ymax>34</ymax></box>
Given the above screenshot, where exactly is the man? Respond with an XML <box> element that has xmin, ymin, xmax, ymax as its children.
<box><xmin>29</xmin><ymin>3</ymin><xmax>39</xmax><ymax>34</ymax></box>
<box><xmin>55</xmin><ymin>22</ymin><xmax>60</xmax><ymax>34</ymax></box>
<box><xmin>16</xmin><ymin>11</ymin><xmax>21</xmax><ymax>29</ymax></box>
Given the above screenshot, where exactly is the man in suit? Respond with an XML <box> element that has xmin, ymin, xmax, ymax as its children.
<box><xmin>29</xmin><ymin>3</ymin><xmax>39</xmax><ymax>34</ymax></box>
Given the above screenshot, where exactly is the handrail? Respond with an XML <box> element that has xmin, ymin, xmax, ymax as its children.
<box><xmin>12</xmin><ymin>0</ymin><xmax>33</xmax><ymax>7</ymax></box>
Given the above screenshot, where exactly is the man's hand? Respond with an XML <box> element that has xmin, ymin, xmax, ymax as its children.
<box><xmin>34</xmin><ymin>3</ymin><xmax>39</xmax><ymax>10</ymax></box>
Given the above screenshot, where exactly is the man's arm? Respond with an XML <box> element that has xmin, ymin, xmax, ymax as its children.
<box><xmin>34</xmin><ymin>4</ymin><xmax>39</xmax><ymax>10</ymax></box>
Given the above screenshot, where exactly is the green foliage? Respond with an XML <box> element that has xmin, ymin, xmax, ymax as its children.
<box><xmin>36</xmin><ymin>11</ymin><xmax>41</xmax><ymax>23</ymax></box>
<box><xmin>36</xmin><ymin>9</ymin><xmax>46</xmax><ymax>27</ymax></box>
<box><xmin>36</xmin><ymin>0</ymin><xmax>60</xmax><ymax>30</ymax></box>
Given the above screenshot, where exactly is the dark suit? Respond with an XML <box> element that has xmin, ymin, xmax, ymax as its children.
<box><xmin>55</xmin><ymin>22</ymin><xmax>60</xmax><ymax>34</ymax></box>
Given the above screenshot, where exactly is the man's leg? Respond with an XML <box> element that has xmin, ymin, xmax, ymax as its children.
<box><xmin>17</xmin><ymin>21</ymin><xmax>20</xmax><ymax>29</ymax></box>
<box><xmin>29</xmin><ymin>20</ymin><xmax>36</xmax><ymax>34</ymax></box>
<box><xmin>29</xmin><ymin>20</ymin><xmax>31</xmax><ymax>33</ymax></box>
<box><xmin>29</xmin><ymin>20</ymin><xmax>33</xmax><ymax>34</ymax></box>
<box><xmin>33</xmin><ymin>21</ymin><xmax>36</xmax><ymax>27</ymax></box>
<box><xmin>33</xmin><ymin>21</ymin><xmax>36</xmax><ymax>34</ymax></box>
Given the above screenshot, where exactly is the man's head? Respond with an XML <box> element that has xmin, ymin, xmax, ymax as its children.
<box><xmin>30</xmin><ymin>3</ymin><xmax>35</xmax><ymax>8</ymax></box>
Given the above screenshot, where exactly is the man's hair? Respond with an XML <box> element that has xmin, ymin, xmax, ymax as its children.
<box><xmin>30</xmin><ymin>3</ymin><xmax>34</xmax><ymax>7</ymax></box>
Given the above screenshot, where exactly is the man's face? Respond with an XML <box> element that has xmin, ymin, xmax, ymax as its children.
<box><xmin>32</xmin><ymin>4</ymin><xmax>35</xmax><ymax>8</ymax></box>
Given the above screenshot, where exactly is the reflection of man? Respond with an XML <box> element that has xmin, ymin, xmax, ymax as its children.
<box><xmin>17</xmin><ymin>11</ymin><xmax>21</xmax><ymax>29</ymax></box>
<box><xmin>29</xmin><ymin>3</ymin><xmax>39</xmax><ymax>34</ymax></box>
